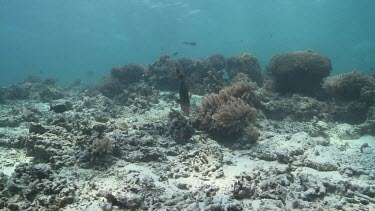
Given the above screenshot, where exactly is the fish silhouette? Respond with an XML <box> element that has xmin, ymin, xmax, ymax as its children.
<box><xmin>182</xmin><ymin>41</ymin><xmax>197</xmax><ymax>46</ymax></box>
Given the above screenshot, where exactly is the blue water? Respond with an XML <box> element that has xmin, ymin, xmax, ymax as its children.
<box><xmin>1</xmin><ymin>0</ymin><xmax>374</xmax><ymax>85</ymax></box>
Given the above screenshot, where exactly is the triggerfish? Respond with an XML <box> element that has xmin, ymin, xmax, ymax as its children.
<box><xmin>175</xmin><ymin>74</ymin><xmax>191</xmax><ymax>115</ymax></box>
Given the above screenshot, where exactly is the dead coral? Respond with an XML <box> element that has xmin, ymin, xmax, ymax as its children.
<box><xmin>266</xmin><ymin>50</ymin><xmax>332</xmax><ymax>95</ymax></box>
<box><xmin>226</xmin><ymin>53</ymin><xmax>262</xmax><ymax>84</ymax></box>
<box><xmin>114</xmin><ymin>81</ymin><xmax>160</xmax><ymax>111</ymax></box>
<box><xmin>322</xmin><ymin>70</ymin><xmax>375</xmax><ymax>102</ymax></box>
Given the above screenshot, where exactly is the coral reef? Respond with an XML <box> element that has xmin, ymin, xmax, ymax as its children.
<box><xmin>194</xmin><ymin>82</ymin><xmax>259</xmax><ymax>142</ymax></box>
<box><xmin>110</xmin><ymin>63</ymin><xmax>147</xmax><ymax>84</ymax></box>
<box><xmin>226</xmin><ymin>53</ymin><xmax>262</xmax><ymax>84</ymax></box>
<box><xmin>0</xmin><ymin>88</ymin><xmax>4</xmax><ymax>103</ymax></box>
<box><xmin>266</xmin><ymin>50</ymin><xmax>332</xmax><ymax>95</ymax></box>
<box><xmin>78</xmin><ymin>135</ymin><xmax>115</xmax><ymax>168</ymax></box>
<box><xmin>207</xmin><ymin>54</ymin><xmax>226</xmax><ymax>72</ymax></box>
<box><xmin>258</xmin><ymin>91</ymin><xmax>330</xmax><ymax>121</ymax></box>
<box><xmin>1</xmin><ymin>54</ymin><xmax>375</xmax><ymax>210</ymax></box>
<box><xmin>148</xmin><ymin>55</ymin><xmax>181</xmax><ymax>91</ymax></box>
<box><xmin>330</xmin><ymin>101</ymin><xmax>369</xmax><ymax>124</ymax></box>
<box><xmin>0</xmin><ymin>76</ymin><xmax>65</xmax><ymax>102</ymax></box>
<box><xmin>90</xmin><ymin>78</ymin><xmax>159</xmax><ymax>113</ymax></box>
<box><xmin>321</xmin><ymin>71</ymin><xmax>375</xmax><ymax>124</ymax></box>
<box><xmin>167</xmin><ymin>109</ymin><xmax>194</xmax><ymax>144</ymax></box>
<box><xmin>0</xmin><ymin>163</ymin><xmax>76</xmax><ymax>210</ymax></box>
<box><xmin>114</xmin><ymin>82</ymin><xmax>160</xmax><ymax>113</ymax></box>
<box><xmin>90</xmin><ymin>76</ymin><xmax>124</xmax><ymax>98</ymax></box>
<box><xmin>148</xmin><ymin>55</ymin><xmax>227</xmax><ymax>95</ymax></box>
<box><xmin>322</xmin><ymin>70</ymin><xmax>375</xmax><ymax>102</ymax></box>
<box><xmin>359</xmin><ymin>106</ymin><xmax>375</xmax><ymax>135</ymax></box>
<box><xmin>180</xmin><ymin>58</ymin><xmax>226</xmax><ymax>95</ymax></box>
<box><xmin>220</xmin><ymin>81</ymin><xmax>258</xmax><ymax>106</ymax></box>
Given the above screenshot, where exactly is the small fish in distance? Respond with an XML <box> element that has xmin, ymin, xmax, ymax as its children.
<box><xmin>172</xmin><ymin>52</ymin><xmax>179</xmax><ymax>56</ymax></box>
<box><xmin>182</xmin><ymin>41</ymin><xmax>197</xmax><ymax>46</ymax></box>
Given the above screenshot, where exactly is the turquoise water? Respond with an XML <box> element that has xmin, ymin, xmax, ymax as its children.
<box><xmin>1</xmin><ymin>0</ymin><xmax>374</xmax><ymax>85</ymax></box>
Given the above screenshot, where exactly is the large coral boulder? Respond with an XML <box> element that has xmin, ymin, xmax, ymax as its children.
<box><xmin>226</xmin><ymin>53</ymin><xmax>262</xmax><ymax>84</ymax></box>
<box><xmin>266</xmin><ymin>50</ymin><xmax>332</xmax><ymax>95</ymax></box>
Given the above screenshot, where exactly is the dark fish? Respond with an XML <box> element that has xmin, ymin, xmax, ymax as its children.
<box><xmin>182</xmin><ymin>41</ymin><xmax>197</xmax><ymax>46</ymax></box>
<box><xmin>175</xmin><ymin>74</ymin><xmax>191</xmax><ymax>115</ymax></box>
<box><xmin>50</xmin><ymin>104</ymin><xmax>68</xmax><ymax>113</ymax></box>
<box><xmin>172</xmin><ymin>52</ymin><xmax>179</xmax><ymax>56</ymax></box>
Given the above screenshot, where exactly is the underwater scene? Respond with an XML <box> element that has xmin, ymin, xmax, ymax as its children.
<box><xmin>0</xmin><ymin>0</ymin><xmax>375</xmax><ymax>210</ymax></box>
